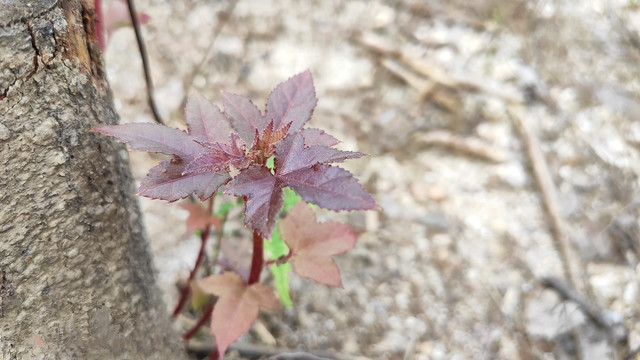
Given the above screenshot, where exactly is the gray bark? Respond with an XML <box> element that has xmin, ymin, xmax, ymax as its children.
<box><xmin>0</xmin><ymin>1</ymin><xmax>186</xmax><ymax>358</ymax></box>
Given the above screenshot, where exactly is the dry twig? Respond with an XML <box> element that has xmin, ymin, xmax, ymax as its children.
<box><xmin>414</xmin><ymin>130</ymin><xmax>508</xmax><ymax>162</ymax></box>
<box><xmin>541</xmin><ymin>276</ymin><xmax>627</xmax><ymax>343</ymax></box>
<box><xmin>381</xmin><ymin>59</ymin><xmax>460</xmax><ymax>111</ymax></box>
<box><xmin>358</xmin><ymin>32</ymin><xmax>524</xmax><ymax>105</ymax></box>
<box><xmin>509</xmin><ymin>109</ymin><xmax>587</xmax><ymax>292</ymax></box>
<box><xmin>186</xmin><ymin>341</ymin><xmax>346</xmax><ymax>360</ymax></box>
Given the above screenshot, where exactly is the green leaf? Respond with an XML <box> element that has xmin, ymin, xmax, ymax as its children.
<box><xmin>264</xmin><ymin>223</ymin><xmax>292</xmax><ymax>307</ymax></box>
<box><xmin>271</xmin><ymin>263</ymin><xmax>292</xmax><ymax>308</ymax></box>
<box><xmin>261</xmin><ymin>191</ymin><xmax>303</xmax><ymax>307</ymax></box>
<box><xmin>282</xmin><ymin>187</ymin><xmax>301</xmax><ymax>212</ymax></box>
<box><xmin>215</xmin><ymin>201</ymin><xmax>235</xmax><ymax>216</ymax></box>
<box><xmin>266</xmin><ymin>222</ymin><xmax>288</xmax><ymax>257</ymax></box>
<box><xmin>266</xmin><ymin>155</ymin><xmax>275</xmax><ymax>169</ymax></box>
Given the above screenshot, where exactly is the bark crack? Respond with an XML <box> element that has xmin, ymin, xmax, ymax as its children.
<box><xmin>1</xmin><ymin>20</ymin><xmax>40</xmax><ymax>101</ymax></box>
<box><xmin>0</xmin><ymin>78</ymin><xmax>16</xmax><ymax>101</ymax></box>
<box><xmin>0</xmin><ymin>268</ymin><xmax>14</xmax><ymax>318</ymax></box>
<box><xmin>48</xmin><ymin>19</ymin><xmax>59</xmax><ymax>61</ymax></box>
<box><xmin>23</xmin><ymin>20</ymin><xmax>40</xmax><ymax>82</ymax></box>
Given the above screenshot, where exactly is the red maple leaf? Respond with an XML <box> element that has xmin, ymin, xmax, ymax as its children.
<box><xmin>279</xmin><ymin>202</ymin><xmax>357</xmax><ymax>288</ymax></box>
<box><xmin>180</xmin><ymin>202</ymin><xmax>221</xmax><ymax>237</ymax></box>
<box><xmin>92</xmin><ymin>70</ymin><xmax>377</xmax><ymax>235</ymax></box>
<box><xmin>195</xmin><ymin>272</ymin><xmax>279</xmax><ymax>359</ymax></box>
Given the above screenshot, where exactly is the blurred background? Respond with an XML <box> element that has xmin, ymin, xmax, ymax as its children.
<box><xmin>103</xmin><ymin>0</ymin><xmax>640</xmax><ymax>359</ymax></box>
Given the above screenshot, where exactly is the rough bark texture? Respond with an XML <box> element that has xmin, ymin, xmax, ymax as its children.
<box><xmin>0</xmin><ymin>1</ymin><xmax>186</xmax><ymax>358</ymax></box>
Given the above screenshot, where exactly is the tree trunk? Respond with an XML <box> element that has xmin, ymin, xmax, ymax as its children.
<box><xmin>0</xmin><ymin>1</ymin><xmax>186</xmax><ymax>358</ymax></box>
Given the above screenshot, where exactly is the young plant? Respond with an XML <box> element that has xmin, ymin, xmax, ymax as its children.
<box><xmin>92</xmin><ymin>71</ymin><xmax>376</xmax><ymax>359</ymax></box>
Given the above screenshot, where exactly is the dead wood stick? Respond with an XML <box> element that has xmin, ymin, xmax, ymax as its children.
<box><xmin>381</xmin><ymin>59</ymin><xmax>460</xmax><ymax>111</ymax></box>
<box><xmin>414</xmin><ymin>130</ymin><xmax>508</xmax><ymax>162</ymax></box>
<box><xmin>399</xmin><ymin>51</ymin><xmax>524</xmax><ymax>104</ymax></box>
<box><xmin>541</xmin><ymin>276</ymin><xmax>627</xmax><ymax>342</ymax></box>
<box><xmin>358</xmin><ymin>32</ymin><xmax>523</xmax><ymax>104</ymax></box>
<box><xmin>382</xmin><ymin>58</ymin><xmax>435</xmax><ymax>97</ymax></box>
<box><xmin>509</xmin><ymin>110</ymin><xmax>586</xmax><ymax>292</ymax></box>
<box><xmin>187</xmin><ymin>340</ymin><xmax>344</xmax><ymax>360</ymax></box>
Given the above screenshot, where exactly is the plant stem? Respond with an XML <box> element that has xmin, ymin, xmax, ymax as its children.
<box><xmin>209</xmin><ymin>212</ymin><xmax>228</xmax><ymax>273</ymax></box>
<box><xmin>248</xmin><ymin>231</ymin><xmax>264</xmax><ymax>285</ymax></box>
<box><xmin>183</xmin><ymin>303</ymin><xmax>215</xmax><ymax>341</ymax></box>
<box><xmin>172</xmin><ymin>198</ymin><xmax>215</xmax><ymax>317</ymax></box>
<box><xmin>209</xmin><ymin>349</ymin><xmax>219</xmax><ymax>360</ymax></box>
<box><xmin>126</xmin><ymin>0</ymin><xmax>163</xmax><ymax>124</ymax></box>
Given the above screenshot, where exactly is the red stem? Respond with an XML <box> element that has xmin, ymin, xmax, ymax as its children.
<box><xmin>248</xmin><ymin>231</ymin><xmax>264</xmax><ymax>285</ymax></box>
<box><xmin>209</xmin><ymin>349</ymin><xmax>220</xmax><ymax>360</ymax></box>
<box><xmin>172</xmin><ymin>199</ymin><xmax>214</xmax><ymax>318</ymax></box>
<box><xmin>183</xmin><ymin>303</ymin><xmax>214</xmax><ymax>341</ymax></box>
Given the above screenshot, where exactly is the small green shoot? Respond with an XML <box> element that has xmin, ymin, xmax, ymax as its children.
<box><xmin>263</xmin><ymin>187</ymin><xmax>301</xmax><ymax>307</ymax></box>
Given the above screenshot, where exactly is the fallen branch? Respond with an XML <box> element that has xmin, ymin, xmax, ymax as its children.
<box><xmin>381</xmin><ymin>59</ymin><xmax>459</xmax><ymax>111</ymax></box>
<box><xmin>358</xmin><ymin>32</ymin><xmax>524</xmax><ymax>105</ymax></box>
<box><xmin>509</xmin><ymin>109</ymin><xmax>586</xmax><ymax>292</ymax></box>
<box><xmin>186</xmin><ymin>341</ymin><xmax>347</xmax><ymax>360</ymax></box>
<box><xmin>414</xmin><ymin>130</ymin><xmax>508</xmax><ymax>162</ymax></box>
<box><xmin>540</xmin><ymin>276</ymin><xmax>627</xmax><ymax>343</ymax></box>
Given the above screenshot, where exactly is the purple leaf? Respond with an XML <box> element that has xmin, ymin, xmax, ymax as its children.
<box><xmin>92</xmin><ymin>123</ymin><xmax>204</xmax><ymax>160</ymax></box>
<box><xmin>222</xmin><ymin>91</ymin><xmax>269</xmax><ymax>146</ymax></box>
<box><xmin>301</xmin><ymin>128</ymin><xmax>340</xmax><ymax>147</ymax></box>
<box><xmin>184</xmin><ymin>134</ymin><xmax>246</xmax><ymax>175</ymax></box>
<box><xmin>266</xmin><ymin>70</ymin><xmax>318</xmax><ymax>134</ymax></box>
<box><xmin>139</xmin><ymin>159</ymin><xmax>230</xmax><ymax>202</ymax></box>
<box><xmin>275</xmin><ymin>132</ymin><xmax>363</xmax><ymax>175</ymax></box>
<box><xmin>225</xmin><ymin>166</ymin><xmax>284</xmax><ymax>238</ymax></box>
<box><xmin>185</xmin><ymin>92</ymin><xmax>233</xmax><ymax>145</ymax></box>
<box><xmin>281</xmin><ymin>164</ymin><xmax>376</xmax><ymax>211</ymax></box>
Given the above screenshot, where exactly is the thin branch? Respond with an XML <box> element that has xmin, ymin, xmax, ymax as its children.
<box><xmin>414</xmin><ymin>130</ymin><xmax>508</xmax><ymax>163</ymax></box>
<box><xmin>509</xmin><ymin>109</ymin><xmax>587</xmax><ymax>292</ymax></box>
<box><xmin>183</xmin><ymin>303</ymin><xmax>215</xmax><ymax>341</ymax></box>
<box><xmin>172</xmin><ymin>197</ymin><xmax>215</xmax><ymax>317</ymax></box>
<box><xmin>187</xmin><ymin>342</ymin><xmax>344</xmax><ymax>360</ymax></box>
<box><xmin>540</xmin><ymin>276</ymin><xmax>627</xmax><ymax>343</ymax></box>
<box><xmin>210</xmin><ymin>211</ymin><xmax>228</xmax><ymax>271</ymax></box>
<box><xmin>126</xmin><ymin>0</ymin><xmax>163</xmax><ymax>124</ymax></box>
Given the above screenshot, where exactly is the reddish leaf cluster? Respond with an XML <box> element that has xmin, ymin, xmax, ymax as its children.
<box><xmin>279</xmin><ymin>202</ymin><xmax>357</xmax><ymax>288</ymax></box>
<box><xmin>93</xmin><ymin>71</ymin><xmax>376</xmax><ymax>237</ymax></box>
<box><xmin>196</xmin><ymin>202</ymin><xmax>358</xmax><ymax>358</ymax></box>
<box><xmin>195</xmin><ymin>272</ymin><xmax>279</xmax><ymax>358</ymax></box>
<box><xmin>180</xmin><ymin>202</ymin><xmax>221</xmax><ymax>238</ymax></box>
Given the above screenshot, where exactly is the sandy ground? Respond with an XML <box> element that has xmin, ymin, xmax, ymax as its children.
<box><xmin>105</xmin><ymin>0</ymin><xmax>640</xmax><ymax>359</ymax></box>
